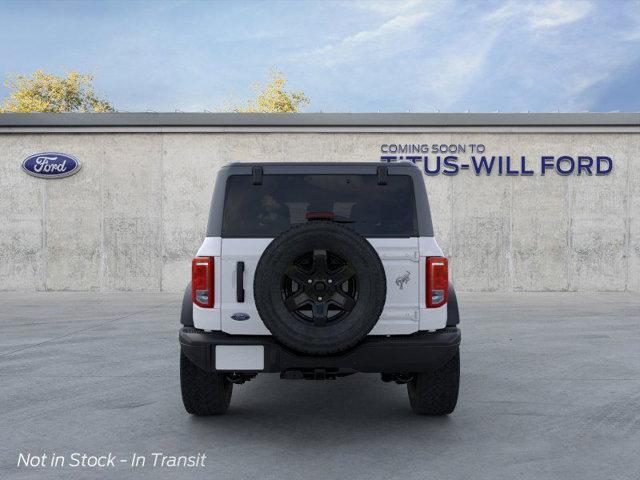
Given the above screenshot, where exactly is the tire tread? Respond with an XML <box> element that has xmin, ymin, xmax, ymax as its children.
<box><xmin>407</xmin><ymin>352</ymin><xmax>459</xmax><ymax>415</ymax></box>
<box><xmin>180</xmin><ymin>353</ymin><xmax>232</xmax><ymax>415</ymax></box>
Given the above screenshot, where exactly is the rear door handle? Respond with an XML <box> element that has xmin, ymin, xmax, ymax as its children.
<box><xmin>236</xmin><ymin>261</ymin><xmax>245</xmax><ymax>302</ymax></box>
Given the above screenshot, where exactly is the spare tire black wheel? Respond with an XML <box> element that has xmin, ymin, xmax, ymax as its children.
<box><xmin>254</xmin><ymin>221</ymin><xmax>386</xmax><ymax>355</ymax></box>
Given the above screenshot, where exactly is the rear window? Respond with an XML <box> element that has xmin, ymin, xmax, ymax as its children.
<box><xmin>222</xmin><ymin>174</ymin><xmax>418</xmax><ymax>238</ymax></box>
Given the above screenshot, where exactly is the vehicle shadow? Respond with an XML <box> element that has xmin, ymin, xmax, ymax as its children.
<box><xmin>185</xmin><ymin>373</ymin><xmax>456</xmax><ymax>448</ymax></box>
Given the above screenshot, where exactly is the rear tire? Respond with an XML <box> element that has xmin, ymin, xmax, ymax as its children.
<box><xmin>407</xmin><ymin>352</ymin><xmax>459</xmax><ymax>415</ymax></box>
<box><xmin>180</xmin><ymin>352</ymin><xmax>232</xmax><ymax>415</ymax></box>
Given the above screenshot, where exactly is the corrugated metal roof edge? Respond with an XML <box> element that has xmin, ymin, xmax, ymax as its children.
<box><xmin>0</xmin><ymin>112</ymin><xmax>639</xmax><ymax>127</ymax></box>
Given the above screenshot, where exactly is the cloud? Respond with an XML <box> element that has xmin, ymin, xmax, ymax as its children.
<box><xmin>301</xmin><ymin>11</ymin><xmax>430</xmax><ymax>66</ymax></box>
<box><xmin>301</xmin><ymin>12</ymin><xmax>436</xmax><ymax>67</ymax></box>
<box><xmin>474</xmin><ymin>0</ymin><xmax>640</xmax><ymax>111</ymax></box>
<box><xmin>417</xmin><ymin>26</ymin><xmax>500</xmax><ymax>110</ymax></box>
<box><xmin>530</xmin><ymin>0</ymin><xmax>592</xmax><ymax>28</ymax></box>
<box><xmin>484</xmin><ymin>0</ymin><xmax>592</xmax><ymax>29</ymax></box>
<box><xmin>483</xmin><ymin>1</ymin><xmax>524</xmax><ymax>23</ymax></box>
<box><xmin>391</xmin><ymin>0</ymin><xmax>595</xmax><ymax>110</ymax></box>
<box><xmin>350</xmin><ymin>0</ymin><xmax>431</xmax><ymax>16</ymax></box>
<box><xmin>620</xmin><ymin>0</ymin><xmax>640</xmax><ymax>41</ymax></box>
<box><xmin>288</xmin><ymin>0</ymin><xmax>639</xmax><ymax>112</ymax></box>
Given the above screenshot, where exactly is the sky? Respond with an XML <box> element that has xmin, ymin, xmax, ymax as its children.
<box><xmin>0</xmin><ymin>0</ymin><xmax>639</xmax><ymax>112</ymax></box>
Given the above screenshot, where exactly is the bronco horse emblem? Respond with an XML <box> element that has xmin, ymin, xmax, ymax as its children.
<box><xmin>395</xmin><ymin>271</ymin><xmax>411</xmax><ymax>290</ymax></box>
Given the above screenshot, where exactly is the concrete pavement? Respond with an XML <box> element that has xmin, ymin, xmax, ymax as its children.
<box><xmin>1</xmin><ymin>292</ymin><xmax>639</xmax><ymax>480</ymax></box>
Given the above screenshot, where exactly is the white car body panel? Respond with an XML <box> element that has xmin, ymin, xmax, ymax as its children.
<box><xmin>196</xmin><ymin>236</ymin><xmax>222</xmax><ymax>257</ymax></box>
<box><xmin>192</xmin><ymin>235</ymin><xmax>448</xmax><ymax>334</ymax></box>
<box><xmin>220</xmin><ymin>238</ymin><xmax>271</xmax><ymax>335</ymax></box>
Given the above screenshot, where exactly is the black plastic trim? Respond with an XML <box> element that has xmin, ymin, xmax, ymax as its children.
<box><xmin>377</xmin><ymin>165</ymin><xmax>388</xmax><ymax>185</ymax></box>
<box><xmin>447</xmin><ymin>282</ymin><xmax>460</xmax><ymax>326</ymax></box>
<box><xmin>179</xmin><ymin>327</ymin><xmax>460</xmax><ymax>373</ymax></box>
<box><xmin>180</xmin><ymin>282</ymin><xmax>194</xmax><ymax>327</ymax></box>
<box><xmin>236</xmin><ymin>261</ymin><xmax>245</xmax><ymax>302</ymax></box>
<box><xmin>252</xmin><ymin>166</ymin><xmax>263</xmax><ymax>185</ymax></box>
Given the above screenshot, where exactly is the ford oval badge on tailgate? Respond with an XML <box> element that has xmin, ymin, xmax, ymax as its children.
<box><xmin>231</xmin><ymin>313</ymin><xmax>250</xmax><ymax>321</ymax></box>
<box><xmin>22</xmin><ymin>152</ymin><xmax>81</xmax><ymax>179</ymax></box>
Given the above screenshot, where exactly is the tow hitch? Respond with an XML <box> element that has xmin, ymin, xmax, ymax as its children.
<box><xmin>280</xmin><ymin>369</ymin><xmax>339</xmax><ymax>380</ymax></box>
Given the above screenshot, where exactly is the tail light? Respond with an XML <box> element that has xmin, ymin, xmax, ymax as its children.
<box><xmin>192</xmin><ymin>257</ymin><xmax>214</xmax><ymax>308</ymax></box>
<box><xmin>426</xmin><ymin>256</ymin><xmax>448</xmax><ymax>308</ymax></box>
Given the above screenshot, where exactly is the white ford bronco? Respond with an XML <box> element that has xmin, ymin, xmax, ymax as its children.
<box><xmin>179</xmin><ymin>162</ymin><xmax>460</xmax><ymax>415</ymax></box>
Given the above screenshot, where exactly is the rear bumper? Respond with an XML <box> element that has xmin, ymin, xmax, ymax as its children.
<box><xmin>179</xmin><ymin>327</ymin><xmax>460</xmax><ymax>374</ymax></box>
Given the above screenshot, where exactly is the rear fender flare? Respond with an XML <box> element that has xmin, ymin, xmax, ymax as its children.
<box><xmin>180</xmin><ymin>282</ymin><xmax>194</xmax><ymax>327</ymax></box>
<box><xmin>447</xmin><ymin>282</ymin><xmax>460</xmax><ymax>326</ymax></box>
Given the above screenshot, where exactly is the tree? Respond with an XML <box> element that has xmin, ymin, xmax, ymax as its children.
<box><xmin>1</xmin><ymin>70</ymin><xmax>114</xmax><ymax>113</ymax></box>
<box><xmin>234</xmin><ymin>70</ymin><xmax>309</xmax><ymax>113</ymax></box>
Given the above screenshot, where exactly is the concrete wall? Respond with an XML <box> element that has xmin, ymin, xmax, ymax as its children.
<box><xmin>1</xmin><ymin>130</ymin><xmax>638</xmax><ymax>292</ymax></box>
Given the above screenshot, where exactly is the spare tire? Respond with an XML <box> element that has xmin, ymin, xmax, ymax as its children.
<box><xmin>254</xmin><ymin>221</ymin><xmax>386</xmax><ymax>355</ymax></box>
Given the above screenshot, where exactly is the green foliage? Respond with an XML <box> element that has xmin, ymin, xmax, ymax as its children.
<box><xmin>1</xmin><ymin>70</ymin><xmax>114</xmax><ymax>113</ymax></box>
<box><xmin>234</xmin><ymin>70</ymin><xmax>309</xmax><ymax>113</ymax></box>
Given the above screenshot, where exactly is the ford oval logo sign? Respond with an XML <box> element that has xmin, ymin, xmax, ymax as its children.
<box><xmin>22</xmin><ymin>152</ymin><xmax>81</xmax><ymax>179</ymax></box>
<box><xmin>231</xmin><ymin>313</ymin><xmax>251</xmax><ymax>321</ymax></box>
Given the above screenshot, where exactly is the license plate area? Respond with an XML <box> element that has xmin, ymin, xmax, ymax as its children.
<box><xmin>215</xmin><ymin>345</ymin><xmax>264</xmax><ymax>371</ymax></box>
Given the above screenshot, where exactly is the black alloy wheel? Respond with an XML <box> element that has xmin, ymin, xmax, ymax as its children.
<box><xmin>282</xmin><ymin>249</ymin><xmax>357</xmax><ymax>326</ymax></box>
